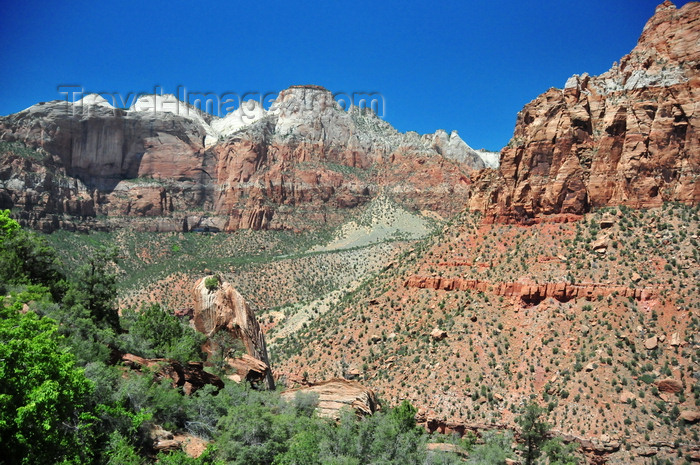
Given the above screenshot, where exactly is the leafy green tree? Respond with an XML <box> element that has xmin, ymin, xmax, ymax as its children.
<box><xmin>215</xmin><ymin>401</ymin><xmax>288</xmax><ymax>465</ymax></box>
<box><xmin>466</xmin><ymin>431</ymin><xmax>514</xmax><ymax>464</ymax></box>
<box><xmin>273</xmin><ymin>429</ymin><xmax>322</xmax><ymax>465</ymax></box>
<box><xmin>540</xmin><ymin>437</ymin><xmax>580</xmax><ymax>465</ymax></box>
<box><xmin>156</xmin><ymin>448</ymin><xmax>219</xmax><ymax>465</ymax></box>
<box><xmin>0</xmin><ymin>213</ymin><xmax>119</xmax><ymax>365</ymax></box>
<box><xmin>288</xmin><ymin>391</ymin><xmax>319</xmax><ymax>418</ymax></box>
<box><xmin>42</xmin><ymin>299</ymin><xmax>116</xmax><ymax>366</ymax></box>
<box><xmin>390</xmin><ymin>399</ymin><xmax>419</xmax><ymax>433</ymax></box>
<box><xmin>103</xmin><ymin>431</ymin><xmax>145</xmax><ymax>465</ymax></box>
<box><xmin>61</xmin><ymin>246</ymin><xmax>120</xmax><ymax>332</ymax></box>
<box><xmin>120</xmin><ymin>303</ymin><xmax>205</xmax><ymax>362</ymax></box>
<box><xmin>516</xmin><ymin>401</ymin><xmax>550</xmax><ymax>465</ymax></box>
<box><xmin>0</xmin><ymin>209</ymin><xmax>65</xmax><ymax>299</ymax></box>
<box><xmin>0</xmin><ymin>208</ymin><xmax>20</xmax><ymax>237</ymax></box>
<box><xmin>320</xmin><ymin>403</ymin><xmax>427</xmax><ymax>465</ymax></box>
<box><xmin>204</xmin><ymin>276</ymin><xmax>219</xmax><ymax>291</ymax></box>
<box><xmin>0</xmin><ymin>292</ymin><xmax>95</xmax><ymax>465</ymax></box>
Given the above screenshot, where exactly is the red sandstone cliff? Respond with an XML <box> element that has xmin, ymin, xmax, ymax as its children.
<box><xmin>469</xmin><ymin>1</ymin><xmax>700</xmax><ymax>221</ymax></box>
<box><xmin>0</xmin><ymin>86</ymin><xmax>487</xmax><ymax>232</ymax></box>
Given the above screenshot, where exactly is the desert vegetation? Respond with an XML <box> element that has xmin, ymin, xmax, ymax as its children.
<box><xmin>275</xmin><ymin>203</ymin><xmax>700</xmax><ymax>464</ymax></box>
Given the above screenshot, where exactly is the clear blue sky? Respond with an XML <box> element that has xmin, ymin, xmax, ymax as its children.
<box><xmin>0</xmin><ymin>0</ymin><xmax>691</xmax><ymax>151</ymax></box>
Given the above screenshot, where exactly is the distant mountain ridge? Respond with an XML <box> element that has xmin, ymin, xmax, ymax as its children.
<box><xmin>0</xmin><ymin>85</ymin><xmax>497</xmax><ymax>232</ymax></box>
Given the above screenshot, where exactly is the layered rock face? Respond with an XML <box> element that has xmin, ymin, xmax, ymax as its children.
<box><xmin>280</xmin><ymin>378</ymin><xmax>380</xmax><ymax>419</ymax></box>
<box><xmin>191</xmin><ymin>276</ymin><xmax>275</xmax><ymax>389</ymax></box>
<box><xmin>0</xmin><ymin>145</ymin><xmax>101</xmax><ymax>232</ymax></box>
<box><xmin>470</xmin><ymin>1</ymin><xmax>700</xmax><ymax>221</ymax></box>
<box><xmin>0</xmin><ymin>85</ymin><xmax>494</xmax><ymax>232</ymax></box>
<box><xmin>0</xmin><ymin>98</ymin><xmax>212</xmax><ymax>189</ymax></box>
<box><xmin>404</xmin><ymin>276</ymin><xmax>656</xmax><ymax>303</ymax></box>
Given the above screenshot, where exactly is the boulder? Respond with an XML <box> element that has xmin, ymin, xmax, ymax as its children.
<box><xmin>670</xmin><ymin>332</ymin><xmax>682</xmax><ymax>346</ymax></box>
<box><xmin>225</xmin><ymin>354</ymin><xmax>271</xmax><ymax>385</ymax></box>
<box><xmin>154</xmin><ymin>439</ymin><xmax>181</xmax><ymax>453</ymax></box>
<box><xmin>591</xmin><ymin>235</ymin><xmax>610</xmax><ymax>252</ymax></box>
<box><xmin>655</xmin><ymin>378</ymin><xmax>683</xmax><ymax>393</ymax></box>
<box><xmin>644</xmin><ymin>336</ymin><xmax>659</xmax><ymax>350</ymax></box>
<box><xmin>679</xmin><ymin>410</ymin><xmax>700</xmax><ymax>422</ymax></box>
<box><xmin>430</xmin><ymin>328</ymin><xmax>448</xmax><ymax>341</ymax></box>
<box><xmin>192</xmin><ymin>276</ymin><xmax>274</xmax><ymax>389</ymax></box>
<box><xmin>599</xmin><ymin>214</ymin><xmax>616</xmax><ymax>229</ymax></box>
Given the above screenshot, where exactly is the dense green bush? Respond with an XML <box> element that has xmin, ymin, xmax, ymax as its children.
<box><xmin>0</xmin><ymin>209</ymin><xmax>66</xmax><ymax>299</ymax></box>
<box><xmin>204</xmin><ymin>276</ymin><xmax>219</xmax><ymax>291</ymax></box>
<box><xmin>0</xmin><ymin>291</ymin><xmax>95</xmax><ymax>464</ymax></box>
<box><xmin>120</xmin><ymin>303</ymin><xmax>205</xmax><ymax>362</ymax></box>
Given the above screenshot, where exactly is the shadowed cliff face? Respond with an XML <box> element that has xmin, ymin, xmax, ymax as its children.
<box><xmin>469</xmin><ymin>1</ymin><xmax>700</xmax><ymax>222</ymax></box>
<box><xmin>0</xmin><ymin>102</ymin><xmax>211</xmax><ymax>189</ymax></box>
<box><xmin>0</xmin><ymin>85</ymin><xmax>493</xmax><ymax>232</ymax></box>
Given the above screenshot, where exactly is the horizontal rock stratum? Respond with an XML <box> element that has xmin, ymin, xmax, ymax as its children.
<box><xmin>404</xmin><ymin>276</ymin><xmax>657</xmax><ymax>303</ymax></box>
<box><xmin>280</xmin><ymin>378</ymin><xmax>380</xmax><ymax>419</ymax></box>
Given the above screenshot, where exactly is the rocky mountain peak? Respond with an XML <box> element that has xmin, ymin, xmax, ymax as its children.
<box><xmin>210</xmin><ymin>99</ymin><xmax>266</xmax><ymax>139</ymax></box>
<box><xmin>130</xmin><ymin>93</ymin><xmax>212</xmax><ymax>122</ymax></box>
<box><xmin>469</xmin><ymin>1</ymin><xmax>700</xmax><ymax>221</ymax></box>
<box><xmin>622</xmin><ymin>1</ymin><xmax>698</xmax><ymax>83</ymax></box>
<box><xmin>423</xmin><ymin>130</ymin><xmax>486</xmax><ymax>170</ymax></box>
<box><xmin>130</xmin><ymin>93</ymin><xmax>218</xmax><ymax>145</ymax></box>
<box><xmin>271</xmin><ymin>85</ymin><xmax>337</xmax><ymax>113</ymax></box>
<box><xmin>655</xmin><ymin>0</ymin><xmax>677</xmax><ymax>13</ymax></box>
<box><xmin>269</xmin><ymin>85</ymin><xmax>348</xmax><ymax>140</ymax></box>
<box><xmin>74</xmin><ymin>93</ymin><xmax>114</xmax><ymax>109</ymax></box>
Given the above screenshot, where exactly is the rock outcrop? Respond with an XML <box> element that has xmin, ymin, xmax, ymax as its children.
<box><xmin>404</xmin><ymin>275</ymin><xmax>656</xmax><ymax>303</ymax></box>
<box><xmin>120</xmin><ymin>353</ymin><xmax>224</xmax><ymax>395</ymax></box>
<box><xmin>281</xmin><ymin>378</ymin><xmax>379</xmax><ymax>419</ymax></box>
<box><xmin>679</xmin><ymin>410</ymin><xmax>700</xmax><ymax>422</ymax></box>
<box><xmin>655</xmin><ymin>378</ymin><xmax>683</xmax><ymax>393</ymax></box>
<box><xmin>0</xmin><ymin>144</ymin><xmax>105</xmax><ymax>232</ymax></box>
<box><xmin>1</xmin><ymin>85</ymin><xmax>491</xmax><ymax>232</ymax></box>
<box><xmin>191</xmin><ymin>276</ymin><xmax>274</xmax><ymax>389</ymax></box>
<box><xmin>225</xmin><ymin>353</ymin><xmax>271</xmax><ymax>385</ymax></box>
<box><xmin>470</xmin><ymin>1</ymin><xmax>700</xmax><ymax>221</ymax></box>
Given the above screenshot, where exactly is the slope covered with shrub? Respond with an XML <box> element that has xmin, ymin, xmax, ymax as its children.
<box><xmin>3</xmin><ymin>209</ymin><xmax>511</xmax><ymax>464</ymax></box>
